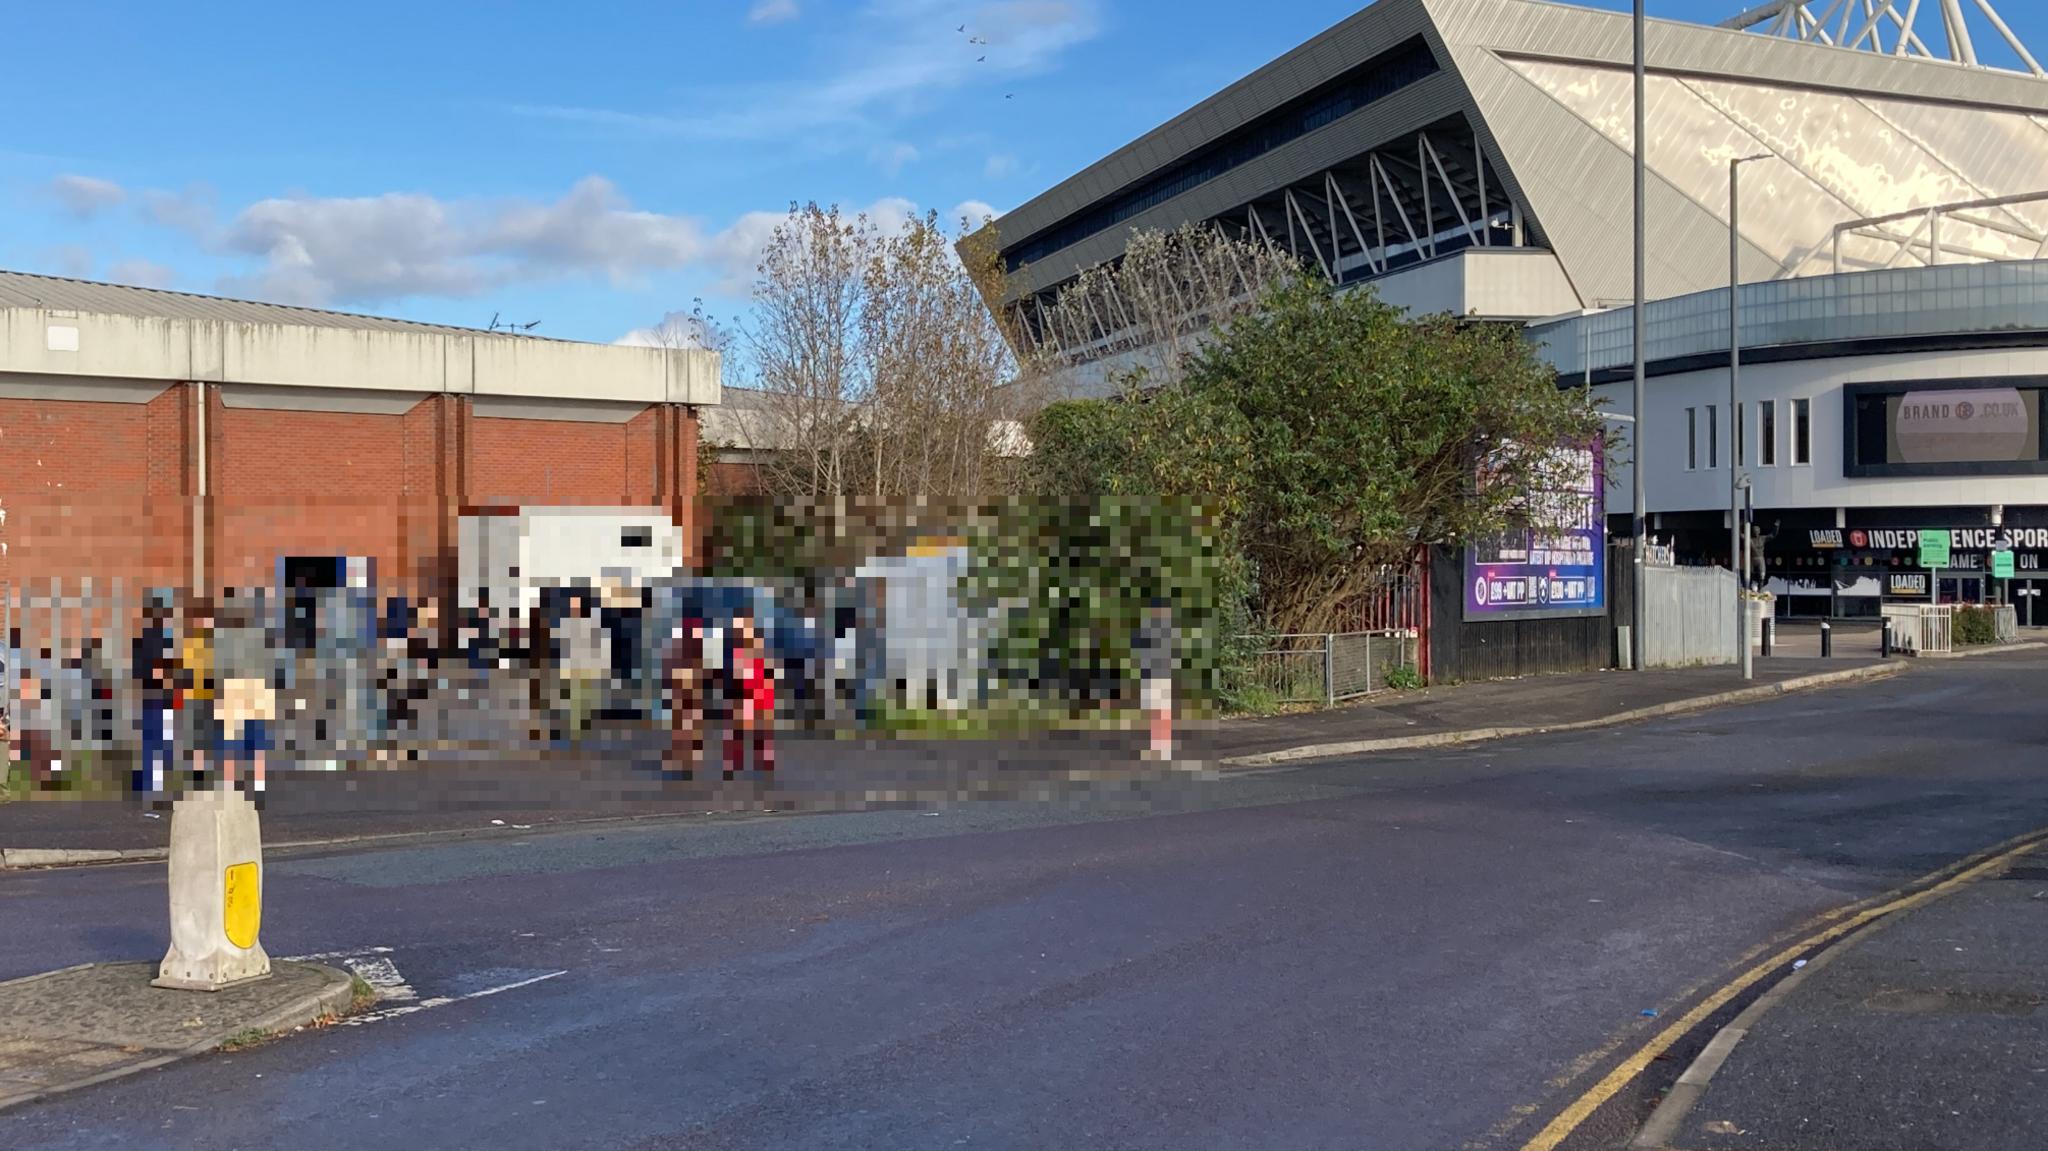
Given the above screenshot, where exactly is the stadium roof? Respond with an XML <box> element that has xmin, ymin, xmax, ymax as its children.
<box><xmin>986</xmin><ymin>0</ymin><xmax>2048</xmax><ymax>317</ymax></box>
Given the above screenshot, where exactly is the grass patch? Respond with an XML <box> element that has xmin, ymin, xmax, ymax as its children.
<box><xmin>218</xmin><ymin>1027</ymin><xmax>273</xmax><ymax>1051</ymax></box>
<box><xmin>350</xmin><ymin>973</ymin><xmax>378</xmax><ymax>1012</ymax></box>
<box><xmin>1</xmin><ymin>762</ymin><xmax>29</xmax><ymax>803</ymax></box>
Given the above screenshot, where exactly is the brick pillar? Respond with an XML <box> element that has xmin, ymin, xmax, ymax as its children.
<box><xmin>145</xmin><ymin>384</ymin><xmax>193</xmax><ymax>592</ymax></box>
<box><xmin>676</xmin><ymin>405</ymin><xmax>700</xmax><ymax>569</ymax></box>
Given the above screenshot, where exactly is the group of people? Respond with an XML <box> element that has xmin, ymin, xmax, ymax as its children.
<box><xmin>660</xmin><ymin>610</ymin><xmax>778</xmax><ymax>781</ymax></box>
<box><xmin>5</xmin><ymin>583</ymin><xmax>1179</xmax><ymax>797</ymax></box>
<box><xmin>4</xmin><ymin>598</ymin><xmax>272</xmax><ymax>799</ymax></box>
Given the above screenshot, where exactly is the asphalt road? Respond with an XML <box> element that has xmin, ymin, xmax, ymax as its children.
<box><xmin>4</xmin><ymin>651</ymin><xmax>2046</xmax><ymax>1151</ymax></box>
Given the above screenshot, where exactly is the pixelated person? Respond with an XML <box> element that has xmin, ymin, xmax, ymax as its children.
<box><xmin>556</xmin><ymin>590</ymin><xmax>608</xmax><ymax>742</ymax></box>
<box><xmin>660</xmin><ymin>618</ymin><xmax>708</xmax><ymax>779</ymax></box>
<box><xmin>132</xmin><ymin>603</ymin><xmax>176</xmax><ymax>796</ymax></box>
<box><xmin>177</xmin><ymin>602</ymin><xmax>218</xmax><ymax>785</ymax></box>
<box><xmin>597</xmin><ymin>576</ymin><xmax>645</xmax><ymax>726</ymax></box>
<box><xmin>13</xmin><ymin>665</ymin><xmax>55</xmax><ymax>786</ymax></box>
<box><xmin>725</xmin><ymin>611</ymin><xmax>774</xmax><ymax>779</ymax></box>
<box><xmin>1137</xmin><ymin>600</ymin><xmax>1175</xmax><ymax>761</ymax></box>
<box><xmin>219</xmin><ymin>674</ymin><xmax>276</xmax><ymax>795</ymax></box>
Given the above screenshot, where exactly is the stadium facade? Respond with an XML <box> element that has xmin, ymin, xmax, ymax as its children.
<box><xmin>985</xmin><ymin>0</ymin><xmax>2048</xmax><ymax>621</ymax></box>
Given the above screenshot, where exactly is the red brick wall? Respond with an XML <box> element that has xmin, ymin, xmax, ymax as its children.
<box><xmin>0</xmin><ymin>388</ymin><xmax>188</xmax><ymax>591</ymax></box>
<box><xmin>213</xmin><ymin>403</ymin><xmax>412</xmax><ymax>593</ymax></box>
<box><xmin>0</xmin><ymin>385</ymin><xmax>704</xmax><ymax>604</ymax></box>
<box><xmin>469</xmin><ymin>416</ymin><xmax>636</xmax><ymax>507</ymax></box>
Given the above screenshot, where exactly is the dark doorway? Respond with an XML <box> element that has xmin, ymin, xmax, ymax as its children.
<box><xmin>283</xmin><ymin>556</ymin><xmax>344</xmax><ymax>651</ymax></box>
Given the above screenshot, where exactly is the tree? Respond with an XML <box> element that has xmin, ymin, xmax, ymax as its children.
<box><xmin>1026</xmin><ymin>261</ymin><xmax>1604</xmax><ymax>639</ymax></box>
<box><xmin>746</xmin><ymin>203</ymin><xmax>870</xmax><ymax>498</ymax></box>
<box><xmin>743</xmin><ymin>203</ymin><xmax>1027</xmax><ymax>501</ymax></box>
<box><xmin>856</xmin><ymin>210</ymin><xmax>1023</xmax><ymax>499</ymax></box>
<box><xmin>1184</xmin><ymin>277</ymin><xmax>1603</xmax><ymax>636</ymax></box>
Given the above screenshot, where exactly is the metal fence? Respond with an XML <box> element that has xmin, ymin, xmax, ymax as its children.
<box><xmin>1643</xmin><ymin>565</ymin><xmax>1736</xmax><ymax>668</ymax></box>
<box><xmin>1994</xmin><ymin>604</ymin><xmax>2020</xmax><ymax>645</ymax></box>
<box><xmin>1248</xmin><ymin>630</ymin><xmax>1422</xmax><ymax>706</ymax></box>
<box><xmin>1882</xmin><ymin>603</ymin><xmax>1953</xmax><ymax>654</ymax></box>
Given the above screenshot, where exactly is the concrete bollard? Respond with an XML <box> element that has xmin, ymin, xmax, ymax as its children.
<box><xmin>152</xmin><ymin>787</ymin><xmax>271</xmax><ymax>991</ymax></box>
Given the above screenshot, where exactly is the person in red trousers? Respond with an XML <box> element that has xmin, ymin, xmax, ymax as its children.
<box><xmin>725</xmin><ymin>612</ymin><xmax>775</xmax><ymax>780</ymax></box>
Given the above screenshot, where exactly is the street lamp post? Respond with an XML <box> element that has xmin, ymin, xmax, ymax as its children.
<box><xmin>1729</xmin><ymin>153</ymin><xmax>1772</xmax><ymax>681</ymax></box>
<box><xmin>1631</xmin><ymin>0</ymin><xmax>1648</xmax><ymax>673</ymax></box>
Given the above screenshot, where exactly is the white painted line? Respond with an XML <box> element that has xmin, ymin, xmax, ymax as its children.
<box><xmin>460</xmin><ymin>970</ymin><xmax>569</xmax><ymax>1000</ymax></box>
<box><xmin>280</xmin><ymin>946</ymin><xmax>566</xmax><ymax>1026</ymax></box>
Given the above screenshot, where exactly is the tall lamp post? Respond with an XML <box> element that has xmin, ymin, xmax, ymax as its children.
<box><xmin>1631</xmin><ymin>0</ymin><xmax>1648</xmax><ymax>673</ymax></box>
<box><xmin>1729</xmin><ymin>153</ymin><xmax>1772</xmax><ymax>681</ymax></box>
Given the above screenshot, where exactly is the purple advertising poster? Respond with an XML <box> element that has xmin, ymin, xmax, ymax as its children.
<box><xmin>1464</xmin><ymin>444</ymin><xmax>1606</xmax><ymax>621</ymax></box>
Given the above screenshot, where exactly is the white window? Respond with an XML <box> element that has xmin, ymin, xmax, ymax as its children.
<box><xmin>1686</xmin><ymin>407</ymin><xmax>1697</xmax><ymax>470</ymax></box>
<box><xmin>1792</xmin><ymin>397</ymin><xmax>1811</xmax><ymax>466</ymax></box>
<box><xmin>1759</xmin><ymin>400</ymin><xmax>1777</xmax><ymax>467</ymax></box>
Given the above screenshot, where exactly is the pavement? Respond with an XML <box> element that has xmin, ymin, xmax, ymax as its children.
<box><xmin>0</xmin><ymin>960</ymin><xmax>357</xmax><ymax>1112</ymax></box>
<box><xmin>2</xmin><ymin>649</ymin><xmax>2046</xmax><ymax>1149</ymax></box>
<box><xmin>1637</xmin><ymin>837</ymin><xmax>2048</xmax><ymax>1151</ymax></box>
<box><xmin>2</xmin><ymin>633</ymin><xmax>1910</xmax><ymax>859</ymax></box>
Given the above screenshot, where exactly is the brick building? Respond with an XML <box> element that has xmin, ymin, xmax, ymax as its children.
<box><xmin>0</xmin><ymin>270</ymin><xmax>721</xmax><ymax>618</ymax></box>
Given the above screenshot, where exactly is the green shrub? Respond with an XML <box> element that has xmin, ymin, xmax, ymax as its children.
<box><xmin>1953</xmin><ymin>605</ymin><xmax>1996</xmax><ymax>645</ymax></box>
<box><xmin>1383</xmin><ymin>664</ymin><xmax>1425</xmax><ymax>690</ymax></box>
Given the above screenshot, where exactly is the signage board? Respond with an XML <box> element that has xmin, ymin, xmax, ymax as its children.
<box><xmin>1993</xmin><ymin>550</ymin><xmax>2016</xmax><ymax>578</ymax></box>
<box><xmin>1809</xmin><ymin>528</ymin><xmax>1844</xmax><ymax>548</ymax></box>
<box><xmin>1887</xmin><ymin>572</ymin><xmax>1930</xmax><ymax>597</ymax></box>
<box><xmin>1846</xmin><ymin>527</ymin><xmax>2048</xmax><ymax>551</ymax></box>
<box><xmin>1465</xmin><ymin>444</ymin><xmax>1605</xmax><ymax>621</ymax></box>
<box><xmin>1919</xmin><ymin>529</ymin><xmax>1951</xmax><ymax>568</ymax></box>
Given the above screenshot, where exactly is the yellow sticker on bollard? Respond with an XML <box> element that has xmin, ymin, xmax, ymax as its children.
<box><xmin>223</xmin><ymin>862</ymin><xmax>261</xmax><ymax>950</ymax></box>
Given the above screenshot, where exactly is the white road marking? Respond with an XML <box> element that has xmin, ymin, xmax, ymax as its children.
<box><xmin>281</xmin><ymin>947</ymin><xmax>566</xmax><ymax>1026</ymax></box>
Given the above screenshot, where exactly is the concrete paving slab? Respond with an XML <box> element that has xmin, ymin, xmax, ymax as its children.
<box><xmin>0</xmin><ymin>959</ymin><xmax>355</xmax><ymax>1112</ymax></box>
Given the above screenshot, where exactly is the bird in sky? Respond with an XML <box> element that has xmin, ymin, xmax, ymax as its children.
<box><xmin>1005</xmin><ymin>93</ymin><xmax>1014</xmax><ymax>99</ymax></box>
<box><xmin>978</xmin><ymin>55</ymin><xmax>986</xmax><ymax>61</ymax></box>
<box><xmin>957</xmin><ymin>23</ymin><xmax>965</xmax><ymax>32</ymax></box>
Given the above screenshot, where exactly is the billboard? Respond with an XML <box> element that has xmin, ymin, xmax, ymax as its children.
<box><xmin>1846</xmin><ymin>377</ymin><xmax>2048</xmax><ymax>477</ymax></box>
<box><xmin>1464</xmin><ymin>443</ymin><xmax>1606</xmax><ymax>621</ymax></box>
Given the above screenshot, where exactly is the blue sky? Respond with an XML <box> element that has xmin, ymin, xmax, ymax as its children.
<box><xmin>6</xmin><ymin>0</ymin><xmax>2045</xmax><ymax>347</ymax></box>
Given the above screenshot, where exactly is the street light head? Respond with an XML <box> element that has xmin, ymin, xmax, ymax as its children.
<box><xmin>1734</xmin><ymin>152</ymin><xmax>1774</xmax><ymax>165</ymax></box>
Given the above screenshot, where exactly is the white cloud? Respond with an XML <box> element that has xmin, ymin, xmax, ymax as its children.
<box><xmin>50</xmin><ymin>174</ymin><xmax>127</xmax><ymax>219</ymax></box>
<box><xmin>509</xmin><ymin>0</ymin><xmax>1099</xmax><ymax>144</ymax></box>
<box><xmin>118</xmin><ymin>177</ymin><xmax>993</xmax><ymax>312</ymax></box>
<box><xmin>617</xmin><ymin>195</ymin><xmax>995</xmax><ymax>342</ymax></box>
<box><xmin>983</xmin><ymin>154</ymin><xmax>1019</xmax><ymax>179</ymax></box>
<box><xmin>949</xmin><ymin>199</ymin><xmax>1002</xmax><ymax>231</ymax></box>
<box><xmin>616</xmin><ymin>309</ymin><xmax>724</xmax><ymax>350</ymax></box>
<box><xmin>106</xmin><ymin>259</ymin><xmax>178</xmax><ymax>289</ymax></box>
<box><xmin>139</xmin><ymin>176</ymin><xmax>719</xmax><ymax>307</ymax></box>
<box><xmin>748</xmin><ymin>0</ymin><xmax>798</xmax><ymax>23</ymax></box>
<box><xmin>870</xmin><ymin>141</ymin><xmax>920</xmax><ymax>177</ymax></box>
<box><xmin>141</xmin><ymin>185</ymin><xmax>219</xmax><ymax>234</ymax></box>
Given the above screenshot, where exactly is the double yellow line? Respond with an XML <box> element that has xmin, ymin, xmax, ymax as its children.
<box><xmin>1517</xmin><ymin>826</ymin><xmax>2048</xmax><ymax>1151</ymax></box>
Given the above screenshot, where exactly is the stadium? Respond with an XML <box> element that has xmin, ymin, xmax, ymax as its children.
<box><xmin>985</xmin><ymin>0</ymin><xmax>2048</xmax><ymax>624</ymax></box>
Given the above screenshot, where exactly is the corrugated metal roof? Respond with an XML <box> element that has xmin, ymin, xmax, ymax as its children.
<box><xmin>0</xmin><ymin>269</ymin><xmax>557</xmax><ymax>340</ymax></box>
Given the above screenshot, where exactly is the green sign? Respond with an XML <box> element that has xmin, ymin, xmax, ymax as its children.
<box><xmin>1919</xmin><ymin>529</ymin><xmax>1951</xmax><ymax>568</ymax></box>
<box><xmin>1993</xmin><ymin>549</ymin><xmax>2015</xmax><ymax>578</ymax></box>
